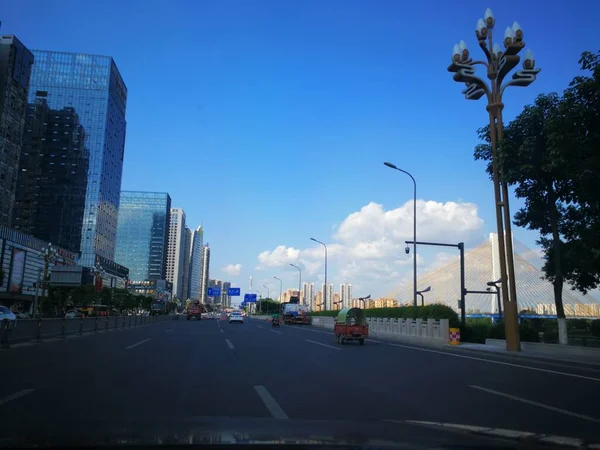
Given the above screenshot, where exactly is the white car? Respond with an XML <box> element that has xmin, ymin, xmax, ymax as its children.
<box><xmin>229</xmin><ymin>311</ymin><xmax>244</xmax><ymax>324</ymax></box>
<box><xmin>0</xmin><ymin>306</ymin><xmax>17</xmax><ymax>329</ymax></box>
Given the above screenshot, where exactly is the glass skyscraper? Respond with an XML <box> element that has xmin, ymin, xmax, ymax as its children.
<box><xmin>189</xmin><ymin>226</ymin><xmax>204</xmax><ymax>301</ymax></box>
<box><xmin>25</xmin><ymin>50</ymin><xmax>127</xmax><ymax>267</ymax></box>
<box><xmin>115</xmin><ymin>191</ymin><xmax>171</xmax><ymax>282</ymax></box>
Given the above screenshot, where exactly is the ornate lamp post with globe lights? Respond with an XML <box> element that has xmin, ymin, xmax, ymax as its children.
<box><xmin>448</xmin><ymin>8</ymin><xmax>541</xmax><ymax>351</ymax></box>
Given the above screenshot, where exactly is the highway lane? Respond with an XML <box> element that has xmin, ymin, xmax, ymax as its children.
<box><xmin>1</xmin><ymin>315</ymin><xmax>599</xmax><ymax>444</ymax></box>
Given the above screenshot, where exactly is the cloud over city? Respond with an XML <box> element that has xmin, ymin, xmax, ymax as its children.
<box><xmin>221</xmin><ymin>263</ymin><xmax>242</xmax><ymax>276</ymax></box>
<box><xmin>255</xmin><ymin>200</ymin><xmax>485</xmax><ymax>296</ymax></box>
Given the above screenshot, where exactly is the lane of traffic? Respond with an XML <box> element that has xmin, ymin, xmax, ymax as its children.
<box><xmin>245</xmin><ymin>318</ymin><xmax>600</xmax><ymax>440</ymax></box>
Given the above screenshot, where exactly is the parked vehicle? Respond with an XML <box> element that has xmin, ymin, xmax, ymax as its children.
<box><xmin>0</xmin><ymin>306</ymin><xmax>17</xmax><ymax>329</ymax></box>
<box><xmin>334</xmin><ymin>307</ymin><xmax>368</xmax><ymax>345</ymax></box>
<box><xmin>151</xmin><ymin>302</ymin><xmax>167</xmax><ymax>316</ymax></box>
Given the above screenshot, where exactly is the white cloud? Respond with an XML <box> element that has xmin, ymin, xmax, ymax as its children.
<box><xmin>255</xmin><ymin>200</ymin><xmax>485</xmax><ymax>297</ymax></box>
<box><xmin>221</xmin><ymin>263</ymin><xmax>242</xmax><ymax>276</ymax></box>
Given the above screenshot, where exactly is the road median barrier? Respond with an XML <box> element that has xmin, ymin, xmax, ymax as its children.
<box><xmin>1</xmin><ymin>314</ymin><xmax>170</xmax><ymax>348</ymax></box>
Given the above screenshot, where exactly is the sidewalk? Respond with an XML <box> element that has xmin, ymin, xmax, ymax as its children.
<box><xmin>456</xmin><ymin>342</ymin><xmax>600</xmax><ymax>367</ymax></box>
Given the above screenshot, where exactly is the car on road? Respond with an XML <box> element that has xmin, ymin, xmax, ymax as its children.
<box><xmin>0</xmin><ymin>306</ymin><xmax>17</xmax><ymax>329</ymax></box>
<box><xmin>229</xmin><ymin>311</ymin><xmax>244</xmax><ymax>324</ymax></box>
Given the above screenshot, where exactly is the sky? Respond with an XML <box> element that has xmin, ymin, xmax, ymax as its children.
<box><xmin>3</xmin><ymin>0</ymin><xmax>600</xmax><ymax>301</ymax></box>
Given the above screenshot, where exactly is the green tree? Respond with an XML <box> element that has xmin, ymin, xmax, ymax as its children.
<box><xmin>474</xmin><ymin>51</ymin><xmax>600</xmax><ymax>344</ymax></box>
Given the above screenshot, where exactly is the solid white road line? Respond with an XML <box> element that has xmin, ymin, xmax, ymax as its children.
<box><xmin>470</xmin><ymin>385</ymin><xmax>600</xmax><ymax>424</ymax></box>
<box><xmin>0</xmin><ymin>389</ymin><xmax>35</xmax><ymax>406</ymax></box>
<box><xmin>305</xmin><ymin>339</ymin><xmax>341</xmax><ymax>351</ymax></box>
<box><xmin>225</xmin><ymin>338</ymin><xmax>234</xmax><ymax>349</ymax></box>
<box><xmin>254</xmin><ymin>385</ymin><xmax>289</xmax><ymax>419</ymax></box>
<box><xmin>381</xmin><ymin>342</ymin><xmax>600</xmax><ymax>382</ymax></box>
<box><xmin>126</xmin><ymin>338</ymin><xmax>151</xmax><ymax>350</ymax></box>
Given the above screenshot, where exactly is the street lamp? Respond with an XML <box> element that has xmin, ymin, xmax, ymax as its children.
<box><xmin>447</xmin><ymin>8</ymin><xmax>540</xmax><ymax>351</ymax></box>
<box><xmin>310</xmin><ymin>237</ymin><xmax>328</xmax><ymax>310</ymax></box>
<box><xmin>290</xmin><ymin>263</ymin><xmax>302</xmax><ymax>304</ymax></box>
<box><xmin>358</xmin><ymin>294</ymin><xmax>371</xmax><ymax>309</ymax></box>
<box><xmin>263</xmin><ymin>284</ymin><xmax>270</xmax><ymax>300</ymax></box>
<box><xmin>384</xmin><ymin>162</ymin><xmax>417</xmax><ymax>308</ymax></box>
<box><xmin>273</xmin><ymin>276</ymin><xmax>282</xmax><ymax>302</ymax></box>
<box><xmin>416</xmin><ymin>286</ymin><xmax>431</xmax><ymax>307</ymax></box>
<box><xmin>487</xmin><ymin>279</ymin><xmax>503</xmax><ymax>319</ymax></box>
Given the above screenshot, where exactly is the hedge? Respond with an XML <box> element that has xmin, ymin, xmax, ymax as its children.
<box><xmin>309</xmin><ymin>304</ymin><xmax>460</xmax><ymax>327</ymax></box>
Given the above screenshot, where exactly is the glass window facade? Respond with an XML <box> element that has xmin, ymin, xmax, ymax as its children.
<box><xmin>189</xmin><ymin>226</ymin><xmax>203</xmax><ymax>301</ymax></box>
<box><xmin>115</xmin><ymin>191</ymin><xmax>171</xmax><ymax>282</ymax></box>
<box><xmin>26</xmin><ymin>50</ymin><xmax>127</xmax><ymax>267</ymax></box>
<box><xmin>0</xmin><ymin>36</ymin><xmax>33</xmax><ymax>226</ymax></box>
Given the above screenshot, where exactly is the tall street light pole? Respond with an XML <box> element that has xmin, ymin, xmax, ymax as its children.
<box><xmin>447</xmin><ymin>8</ymin><xmax>540</xmax><ymax>351</ymax></box>
<box><xmin>290</xmin><ymin>263</ymin><xmax>302</xmax><ymax>304</ymax></box>
<box><xmin>310</xmin><ymin>238</ymin><xmax>327</xmax><ymax>310</ymax></box>
<box><xmin>263</xmin><ymin>284</ymin><xmax>270</xmax><ymax>300</ymax></box>
<box><xmin>273</xmin><ymin>276</ymin><xmax>282</xmax><ymax>303</ymax></box>
<box><xmin>384</xmin><ymin>162</ymin><xmax>417</xmax><ymax>309</ymax></box>
<box><xmin>487</xmin><ymin>279</ymin><xmax>503</xmax><ymax>319</ymax></box>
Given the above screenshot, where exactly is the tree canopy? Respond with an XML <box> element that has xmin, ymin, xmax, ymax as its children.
<box><xmin>474</xmin><ymin>50</ymin><xmax>600</xmax><ymax>319</ymax></box>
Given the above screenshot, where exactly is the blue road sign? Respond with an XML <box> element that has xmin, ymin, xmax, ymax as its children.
<box><xmin>207</xmin><ymin>287</ymin><xmax>221</xmax><ymax>296</ymax></box>
<box><xmin>228</xmin><ymin>287</ymin><xmax>241</xmax><ymax>296</ymax></box>
<box><xmin>244</xmin><ymin>293</ymin><xmax>257</xmax><ymax>302</ymax></box>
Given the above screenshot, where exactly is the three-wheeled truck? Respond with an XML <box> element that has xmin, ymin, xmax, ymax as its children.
<box><xmin>334</xmin><ymin>307</ymin><xmax>369</xmax><ymax>345</ymax></box>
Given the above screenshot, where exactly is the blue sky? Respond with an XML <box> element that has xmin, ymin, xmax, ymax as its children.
<box><xmin>4</xmin><ymin>0</ymin><xmax>599</xmax><ymax>299</ymax></box>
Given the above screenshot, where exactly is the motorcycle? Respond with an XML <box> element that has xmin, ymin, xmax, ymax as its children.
<box><xmin>272</xmin><ymin>317</ymin><xmax>280</xmax><ymax>328</ymax></box>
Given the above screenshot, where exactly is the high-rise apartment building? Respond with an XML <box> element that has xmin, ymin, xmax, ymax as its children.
<box><xmin>23</xmin><ymin>50</ymin><xmax>127</xmax><ymax>268</ymax></box>
<box><xmin>221</xmin><ymin>281</ymin><xmax>231</xmax><ymax>307</ymax></box>
<box><xmin>166</xmin><ymin>208</ymin><xmax>186</xmax><ymax>299</ymax></box>
<box><xmin>14</xmin><ymin>95</ymin><xmax>88</xmax><ymax>253</ymax></box>
<box><xmin>302</xmin><ymin>282</ymin><xmax>315</xmax><ymax>310</ymax></box>
<box><xmin>181</xmin><ymin>227</ymin><xmax>192</xmax><ymax>299</ymax></box>
<box><xmin>200</xmin><ymin>244</ymin><xmax>210</xmax><ymax>304</ymax></box>
<box><xmin>321</xmin><ymin>283</ymin><xmax>334</xmax><ymax>310</ymax></box>
<box><xmin>207</xmin><ymin>278</ymin><xmax>222</xmax><ymax>305</ymax></box>
<box><xmin>188</xmin><ymin>226</ymin><xmax>204</xmax><ymax>301</ymax></box>
<box><xmin>0</xmin><ymin>36</ymin><xmax>33</xmax><ymax>225</ymax></box>
<box><xmin>340</xmin><ymin>283</ymin><xmax>352</xmax><ymax>309</ymax></box>
<box><xmin>114</xmin><ymin>191</ymin><xmax>171</xmax><ymax>282</ymax></box>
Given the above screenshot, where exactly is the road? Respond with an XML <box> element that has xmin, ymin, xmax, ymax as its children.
<box><xmin>1</xmin><ymin>316</ymin><xmax>600</xmax><ymax>445</ymax></box>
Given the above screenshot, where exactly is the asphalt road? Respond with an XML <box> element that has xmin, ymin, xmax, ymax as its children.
<box><xmin>1</xmin><ymin>316</ymin><xmax>600</xmax><ymax>446</ymax></box>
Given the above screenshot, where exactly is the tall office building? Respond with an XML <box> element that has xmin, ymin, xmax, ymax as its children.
<box><xmin>207</xmin><ymin>278</ymin><xmax>221</xmax><ymax>305</ymax></box>
<box><xmin>188</xmin><ymin>226</ymin><xmax>203</xmax><ymax>301</ymax></box>
<box><xmin>181</xmin><ymin>227</ymin><xmax>192</xmax><ymax>299</ymax></box>
<box><xmin>302</xmin><ymin>282</ymin><xmax>315</xmax><ymax>309</ymax></box>
<box><xmin>221</xmin><ymin>281</ymin><xmax>231</xmax><ymax>307</ymax></box>
<box><xmin>321</xmin><ymin>283</ymin><xmax>334</xmax><ymax>310</ymax></box>
<box><xmin>14</xmin><ymin>94</ymin><xmax>89</xmax><ymax>253</ymax></box>
<box><xmin>166</xmin><ymin>208</ymin><xmax>186</xmax><ymax>299</ymax></box>
<box><xmin>114</xmin><ymin>191</ymin><xmax>171</xmax><ymax>282</ymax></box>
<box><xmin>24</xmin><ymin>50</ymin><xmax>127</xmax><ymax>268</ymax></box>
<box><xmin>200</xmin><ymin>244</ymin><xmax>210</xmax><ymax>304</ymax></box>
<box><xmin>0</xmin><ymin>36</ymin><xmax>33</xmax><ymax>225</ymax></box>
<box><xmin>340</xmin><ymin>283</ymin><xmax>352</xmax><ymax>309</ymax></box>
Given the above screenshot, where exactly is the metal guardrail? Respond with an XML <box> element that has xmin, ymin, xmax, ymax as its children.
<box><xmin>0</xmin><ymin>314</ymin><xmax>170</xmax><ymax>348</ymax></box>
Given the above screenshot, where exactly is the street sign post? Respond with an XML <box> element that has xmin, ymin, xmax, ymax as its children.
<box><xmin>207</xmin><ymin>287</ymin><xmax>221</xmax><ymax>297</ymax></box>
<box><xmin>244</xmin><ymin>293</ymin><xmax>257</xmax><ymax>302</ymax></box>
<box><xmin>228</xmin><ymin>287</ymin><xmax>241</xmax><ymax>296</ymax></box>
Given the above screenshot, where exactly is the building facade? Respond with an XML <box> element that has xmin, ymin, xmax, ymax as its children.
<box><xmin>0</xmin><ymin>36</ymin><xmax>33</xmax><ymax>226</ymax></box>
<box><xmin>340</xmin><ymin>283</ymin><xmax>352</xmax><ymax>309</ymax></box>
<box><xmin>181</xmin><ymin>227</ymin><xmax>192</xmax><ymax>299</ymax></box>
<box><xmin>321</xmin><ymin>283</ymin><xmax>334</xmax><ymax>310</ymax></box>
<box><xmin>114</xmin><ymin>191</ymin><xmax>171</xmax><ymax>282</ymax></box>
<box><xmin>26</xmin><ymin>50</ymin><xmax>127</xmax><ymax>268</ymax></box>
<box><xmin>14</xmin><ymin>94</ymin><xmax>89</xmax><ymax>253</ymax></box>
<box><xmin>221</xmin><ymin>281</ymin><xmax>231</xmax><ymax>306</ymax></box>
<box><xmin>200</xmin><ymin>244</ymin><xmax>210</xmax><ymax>304</ymax></box>
<box><xmin>302</xmin><ymin>282</ymin><xmax>315</xmax><ymax>309</ymax></box>
<box><xmin>188</xmin><ymin>226</ymin><xmax>203</xmax><ymax>301</ymax></box>
<box><xmin>166</xmin><ymin>208</ymin><xmax>186</xmax><ymax>299</ymax></box>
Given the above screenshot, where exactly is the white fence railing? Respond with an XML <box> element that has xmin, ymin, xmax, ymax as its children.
<box><xmin>311</xmin><ymin>316</ymin><xmax>450</xmax><ymax>346</ymax></box>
